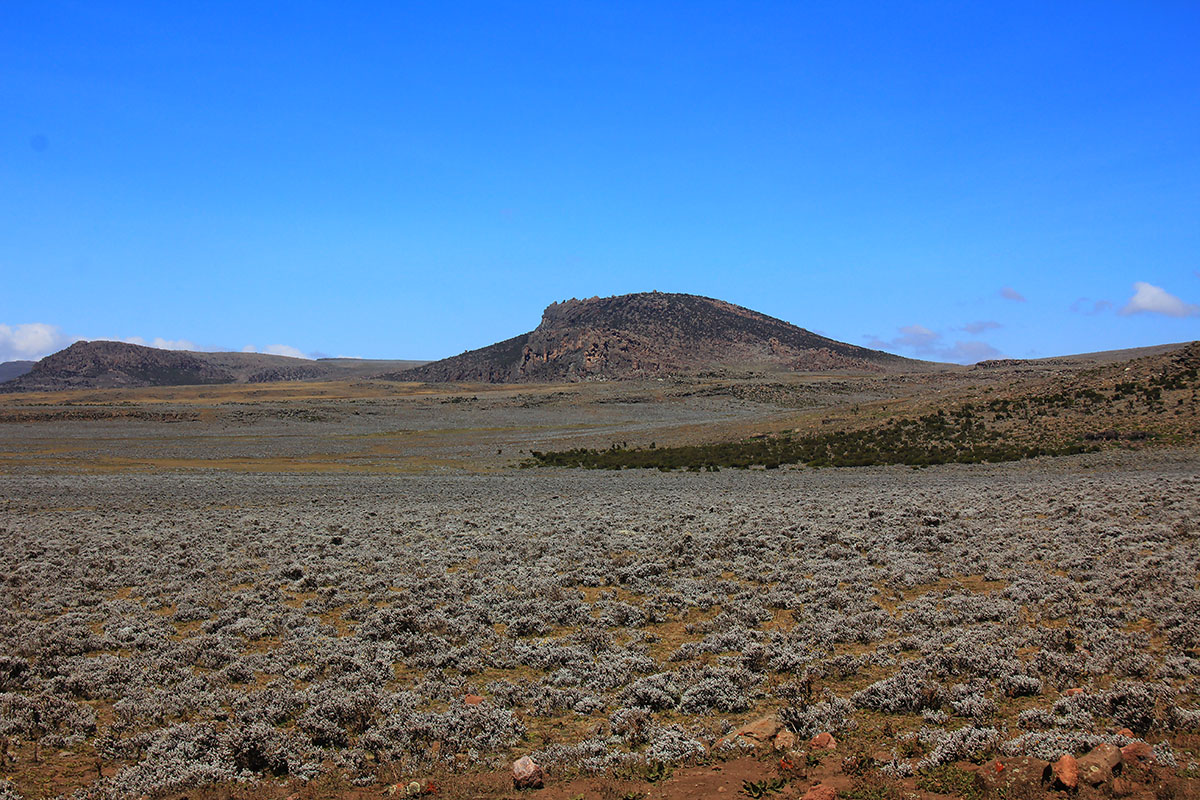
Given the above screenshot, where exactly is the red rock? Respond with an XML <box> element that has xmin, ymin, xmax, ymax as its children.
<box><xmin>809</xmin><ymin>732</ymin><xmax>837</xmax><ymax>750</ymax></box>
<box><xmin>801</xmin><ymin>785</ymin><xmax>837</xmax><ymax>800</ymax></box>
<box><xmin>1077</xmin><ymin>743</ymin><xmax>1122</xmax><ymax>787</ymax></box>
<box><xmin>1120</xmin><ymin>741</ymin><xmax>1154</xmax><ymax>765</ymax></box>
<box><xmin>1112</xmin><ymin>777</ymin><xmax>1134</xmax><ymax>797</ymax></box>
<box><xmin>1116</xmin><ymin>728</ymin><xmax>1134</xmax><ymax>738</ymax></box>
<box><xmin>773</xmin><ymin>729</ymin><xmax>796</xmax><ymax>751</ymax></box>
<box><xmin>512</xmin><ymin>755</ymin><xmax>545</xmax><ymax>790</ymax></box>
<box><xmin>1051</xmin><ymin>754</ymin><xmax>1079</xmax><ymax>790</ymax></box>
<box><xmin>464</xmin><ymin>694</ymin><xmax>484</xmax><ymax>705</ymax></box>
<box><xmin>1063</xmin><ymin>687</ymin><xmax>1085</xmax><ymax>696</ymax></box>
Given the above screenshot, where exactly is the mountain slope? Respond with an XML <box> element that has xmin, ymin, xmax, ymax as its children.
<box><xmin>387</xmin><ymin>292</ymin><xmax>922</xmax><ymax>383</ymax></box>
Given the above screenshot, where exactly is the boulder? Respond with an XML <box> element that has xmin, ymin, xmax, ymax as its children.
<box><xmin>1120</xmin><ymin>740</ymin><xmax>1154</xmax><ymax>765</ymax></box>
<box><xmin>1048</xmin><ymin>753</ymin><xmax>1079</xmax><ymax>790</ymax></box>
<box><xmin>809</xmin><ymin>732</ymin><xmax>837</xmax><ymax>750</ymax></box>
<box><xmin>717</xmin><ymin>716</ymin><xmax>781</xmax><ymax>749</ymax></box>
<box><xmin>1077</xmin><ymin>743</ymin><xmax>1122</xmax><ymax>787</ymax></box>
<box><xmin>463</xmin><ymin>694</ymin><xmax>484</xmax><ymax>705</ymax></box>
<box><xmin>979</xmin><ymin>757</ymin><xmax>1049</xmax><ymax>797</ymax></box>
<box><xmin>512</xmin><ymin>756</ymin><xmax>545</xmax><ymax>790</ymax></box>
<box><xmin>1063</xmin><ymin>687</ymin><xmax>1085</xmax><ymax>696</ymax></box>
<box><xmin>773</xmin><ymin>729</ymin><xmax>797</xmax><ymax>751</ymax></box>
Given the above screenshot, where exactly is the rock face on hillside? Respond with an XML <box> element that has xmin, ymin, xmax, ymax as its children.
<box><xmin>388</xmin><ymin>292</ymin><xmax>915</xmax><ymax>383</ymax></box>
<box><xmin>1</xmin><ymin>341</ymin><xmax>236</xmax><ymax>392</ymax></box>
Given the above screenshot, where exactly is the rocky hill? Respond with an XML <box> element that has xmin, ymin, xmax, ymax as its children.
<box><xmin>0</xmin><ymin>341</ymin><xmax>428</xmax><ymax>392</ymax></box>
<box><xmin>1</xmin><ymin>341</ymin><xmax>236</xmax><ymax>391</ymax></box>
<box><xmin>387</xmin><ymin>292</ymin><xmax>921</xmax><ymax>383</ymax></box>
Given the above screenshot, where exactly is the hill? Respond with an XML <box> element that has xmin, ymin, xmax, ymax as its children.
<box><xmin>0</xmin><ymin>360</ymin><xmax>35</xmax><ymax>383</ymax></box>
<box><xmin>387</xmin><ymin>292</ymin><xmax>922</xmax><ymax>383</ymax></box>
<box><xmin>0</xmin><ymin>341</ymin><xmax>427</xmax><ymax>392</ymax></box>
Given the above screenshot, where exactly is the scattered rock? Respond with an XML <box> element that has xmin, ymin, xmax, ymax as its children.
<box><xmin>809</xmin><ymin>732</ymin><xmax>837</xmax><ymax>750</ymax></box>
<box><xmin>718</xmin><ymin>716</ymin><xmax>781</xmax><ymax>748</ymax></box>
<box><xmin>801</xmin><ymin>784</ymin><xmax>837</xmax><ymax>800</ymax></box>
<box><xmin>512</xmin><ymin>755</ymin><xmax>545</xmax><ymax>790</ymax></box>
<box><xmin>1120</xmin><ymin>741</ymin><xmax>1154</xmax><ymax>765</ymax></box>
<box><xmin>980</xmin><ymin>756</ymin><xmax>1049</xmax><ymax>797</ymax></box>
<box><xmin>773</xmin><ymin>729</ymin><xmax>796</xmax><ymax>751</ymax></box>
<box><xmin>1049</xmin><ymin>753</ymin><xmax>1079</xmax><ymax>790</ymax></box>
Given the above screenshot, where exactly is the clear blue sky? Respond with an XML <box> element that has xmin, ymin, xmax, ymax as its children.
<box><xmin>2</xmin><ymin>1</ymin><xmax>1198</xmax><ymax>363</ymax></box>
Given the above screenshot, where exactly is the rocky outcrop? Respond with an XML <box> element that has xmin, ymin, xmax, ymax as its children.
<box><xmin>388</xmin><ymin>292</ymin><xmax>917</xmax><ymax>383</ymax></box>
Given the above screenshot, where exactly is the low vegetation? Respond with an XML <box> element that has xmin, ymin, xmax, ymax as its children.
<box><xmin>1</xmin><ymin>463</ymin><xmax>1198</xmax><ymax>798</ymax></box>
<box><xmin>529</xmin><ymin>346</ymin><xmax>1200</xmax><ymax>470</ymax></box>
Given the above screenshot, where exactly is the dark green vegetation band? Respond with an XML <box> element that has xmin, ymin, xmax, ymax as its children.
<box><xmin>527</xmin><ymin>411</ymin><xmax>1100</xmax><ymax>470</ymax></box>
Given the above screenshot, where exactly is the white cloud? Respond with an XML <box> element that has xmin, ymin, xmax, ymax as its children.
<box><xmin>962</xmin><ymin>320</ymin><xmax>1002</xmax><ymax>334</ymax></box>
<box><xmin>122</xmin><ymin>336</ymin><xmax>200</xmax><ymax>351</ymax></box>
<box><xmin>865</xmin><ymin>324</ymin><xmax>1001</xmax><ymax>365</ymax></box>
<box><xmin>1119</xmin><ymin>282</ymin><xmax>1199</xmax><ymax>318</ymax></box>
<box><xmin>264</xmin><ymin>344</ymin><xmax>309</xmax><ymax>359</ymax></box>
<box><xmin>0</xmin><ymin>322</ymin><xmax>75</xmax><ymax>362</ymax></box>
<box><xmin>241</xmin><ymin>344</ymin><xmax>312</xmax><ymax>360</ymax></box>
<box><xmin>1000</xmin><ymin>286</ymin><xmax>1026</xmax><ymax>302</ymax></box>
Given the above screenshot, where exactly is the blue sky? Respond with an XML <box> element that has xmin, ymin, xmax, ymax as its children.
<box><xmin>2</xmin><ymin>2</ymin><xmax>1198</xmax><ymax>364</ymax></box>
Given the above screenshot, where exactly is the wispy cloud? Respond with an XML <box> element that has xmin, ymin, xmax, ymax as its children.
<box><xmin>1119</xmin><ymin>282</ymin><xmax>1199</xmax><ymax>318</ymax></box>
<box><xmin>1000</xmin><ymin>286</ymin><xmax>1026</xmax><ymax>302</ymax></box>
<box><xmin>1069</xmin><ymin>298</ymin><xmax>1113</xmax><ymax>316</ymax></box>
<box><xmin>865</xmin><ymin>324</ymin><xmax>1001</xmax><ymax>364</ymax></box>
<box><xmin>0</xmin><ymin>322</ymin><xmax>76</xmax><ymax>362</ymax></box>
<box><xmin>962</xmin><ymin>320</ymin><xmax>1002</xmax><ymax>334</ymax></box>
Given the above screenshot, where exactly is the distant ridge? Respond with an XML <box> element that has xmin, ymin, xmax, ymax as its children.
<box><xmin>0</xmin><ymin>360</ymin><xmax>36</xmax><ymax>383</ymax></box>
<box><xmin>386</xmin><ymin>292</ymin><xmax>922</xmax><ymax>383</ymax></box>
<box><xmin>0</xmin><ymin>341</ymin><xmax>428</xmax><ymax>393</ymax></box>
